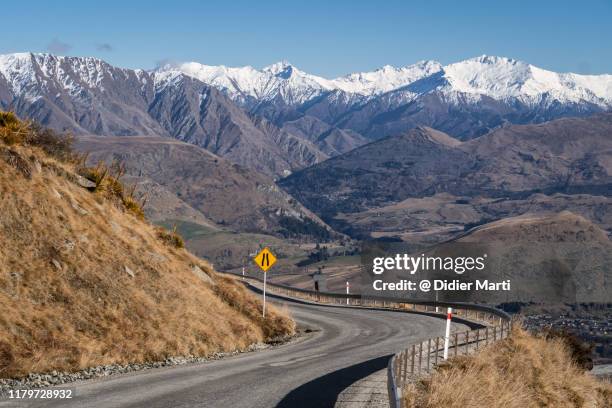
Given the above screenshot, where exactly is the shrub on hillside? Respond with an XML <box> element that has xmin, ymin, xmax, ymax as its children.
<box><xmin>0</xmin><ymin>112</ymin><xmax>78</xmax><ymax>162</ymax></box>
<box><xmin>0</xmin><ymin>112</ymin><xmax>28</xmax><ymax>145</ymax></box>
<box><xmin>156</xmin><ymin>226</ymin><xmax>185</xmax><ymax>249</ymax></box>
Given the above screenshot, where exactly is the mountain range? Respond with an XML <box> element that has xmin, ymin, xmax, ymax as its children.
<box><xmin>279</xmin><ymin>113</ymin><xmax>612</xmax><ymax>239</ymax></box>
<box><xmin>1</xmin><ymin>52</ymin><xmax>611</xmax><ymax>245</ymax></box>
<box><xmin>0</xmin><ymin>53</ymin><xmax>324</xmax><ymax>177</ymax></box>
<box><xmin>165</xmin><ymin>55</ymin><xmax>612</xmax><ymax>140</ymax></box>
<box><xmin>2</xmin><ymin>52</ymin><xmax>612</xmax><ymax>178</ymax></box>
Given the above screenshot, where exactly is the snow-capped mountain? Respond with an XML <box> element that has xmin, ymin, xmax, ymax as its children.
<box><xmin>334</xmin><ymin>56</ymin><xmax>612</xmax><ymax>139</ymax></box>
<box><xmin>441</xmin><ymin>55</ymin><xmax>612</xmax><ymax>105</ymax></box>
<box><xmin>331</xmin><ymin>60</ymin><xmax>443</xmax><ymax>95</ymax></box>
<box><xmin>165</xmin><ymin>55</ymin><xmax>612</xmax><ymax>109</ymax></box>
<box><xmin>0</xmin><ymin>52</ymin><xmax>326</xmax><ymax>176</ymax></box>
<box><xmin>171</xmin><ymin>60</ymin><xmax>335</xmax><ymax>108</ymax></box>
<box><xmin>160</xmin><ymin>54</ymin><xmax>612</xmax><ymax>139</ymax></box>
<box><xmin>161</xmin><ymin>59</ymin><xmax>445</xmax><ymax>106</ymax></box>
<box><xmin>1</xmin><ymin>52</ymin><xmax>612</xmax><ymax>164</ymax></box>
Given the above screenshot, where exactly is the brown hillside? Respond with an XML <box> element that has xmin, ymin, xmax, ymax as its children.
<box><xmin>462</xmin><ymin>211</ymin><xmax>611</xmax><ymax>244</ymax></box>
<box><xmin>456</xmin><ymin>212</ymin><xmax>612</xmax><ymax>303</ymax></box>
<box><xmin>0</xmin><ymin>113</ymin><xmax>294</xmax><ymax>378</ymax></box>
<box><xmin>76</xmin><ymin>135</ymin><xmax>333</xmax><ymax>240</ymax></box>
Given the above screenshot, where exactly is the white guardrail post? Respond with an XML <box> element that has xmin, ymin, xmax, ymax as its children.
<box><xmin>443</xmin><ymin>307</ymin><xmax>452</xmax><ymax>360</ymax></box>
<box><xmin>346</xmin><ymin>281</ymin><xmax>350</xmax><ymax>305</ymax></box>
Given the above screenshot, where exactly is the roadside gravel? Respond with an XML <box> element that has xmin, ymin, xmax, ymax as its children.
<box><xmin>0</xmin><ymin>334</ymin><xmax>299</xmax><ymax>396</ymax></box>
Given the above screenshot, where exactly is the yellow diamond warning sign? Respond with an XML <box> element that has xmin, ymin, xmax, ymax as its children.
<box><xmin>253</xmin><ymin>247</ymin><xmax>276</xmax><ymax>272</ymax></box>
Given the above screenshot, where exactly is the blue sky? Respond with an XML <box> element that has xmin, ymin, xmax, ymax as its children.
<box><xmin>2</xmin><ymin>0</ymin><xmax>611</xmax><ymax>77</ymax></box>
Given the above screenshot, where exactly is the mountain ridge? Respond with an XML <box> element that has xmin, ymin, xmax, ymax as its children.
<box><xmin>75</xmin><ymin>135</ymin><xmax>334</xmax><ymax>239</ymax></box>
<box><xmin>163</xmin><ymin>55</ymin><xmax>612</xmax><ymax>105</ymax></box>
<box><xmin>0</xmin><ymin>52</ymin><xmax>328</xmax><ymax>177</ymax></box>
<box><xmin>161</xmin><ymin>53</ymin><xmax>612</xmax><ymax>140</ymax></box>
<box><xmin>2</xmin><ymin>51</ymin><xmax>612</xmax><ymax>177</ymax></box>
<box><xmin>279</xmin><ymin>113</ymin><xmax>612</xmax><ymax>232</ymax></box>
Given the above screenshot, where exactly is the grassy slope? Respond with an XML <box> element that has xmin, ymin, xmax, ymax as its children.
<box><xmin>404</xmin><ymin>327</ymin><xmax>611</xmax><ymax>408</ymax></box>
<box><xmin>0</xmin><ymin>122</ymin><xmax>294</xmax><ymax>378</ymax></box>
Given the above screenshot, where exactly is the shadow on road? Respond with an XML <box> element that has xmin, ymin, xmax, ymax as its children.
<box><xmin>276</xmin><ymin>355</ymin><xmax>392</xmax><ymax>408</ymax></box>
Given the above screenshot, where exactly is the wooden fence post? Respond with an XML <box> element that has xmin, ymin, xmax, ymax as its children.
<box><xmin>395</xmin><ymin>352</ymin><xmax>400</xmax><ymax>387</ymax></box>
<box><xmin>454</xmin><ymin>333</ymin><xmax>458</xmax><ymax>357</ymax></box>
<box><xmin>410</xmin><ymin>344</ymin><xmax>415</xmax><ymax>374</ymax></box>
<box><xmin>403</xmin><ymin>350</ymin><xmax>408</xmax><ymax>385</ymax></box>
<box><xmin>435</xmin><ymin>337</ymin><xmax>440</xmax><ymax>365</ymax></box>
<box><xmin>418</xmin><ymin>342</ymin><xmax>422</xmax><ymax>374</ymax></box>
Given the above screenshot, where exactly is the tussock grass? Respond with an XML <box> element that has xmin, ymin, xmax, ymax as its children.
<box><xmin>0</xmin><ymin>112</ymin><xmax>295</xmax><ymax>378</ymax></box>
<box><xmin>403</xmin><ymin>326</ymin><xmax>611</xmax><ymax>408</ymax></box>
<box><xmin>77</xmin><ymin>160</ymin><xmax>147</xmax><ymax>219</ymax></box>
<box><xmin>0</xmin><ymin>112</ymin><xmax>78</xmax><ymax>162</ymax></box>
<box><xmin>156</xmin><ymin>226</ymin><xmax>185</xmax><ymax>249</ymax></box>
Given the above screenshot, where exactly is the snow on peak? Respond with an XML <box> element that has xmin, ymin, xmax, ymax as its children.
<box><xmin>331</xmin><ymin>60</ymin><xmax>443</xmax><ymax>95</ymax></box>
<box><xmin>262</xmin><ymin>60</ymin><xmax>294</xmax><ymax>75</ymax></box>
<box><xmin>0</xmin><ymin>52</ymin><xmax>153</xmax><ymax>103</ymax></box>
<box><xmin>161</xmin><ymin>59</ymin><xmax>447</xmax><ymax>104</ymax></box>
<box><xmin>160</xmin><ymin>55</ymin><xmax>612</xmax><ymax>107</ymax></box>
<box><xmin>0</xmin><ymin>53</ymin><xmax>40</xmax><ymax>99</ymax></box>
<box><xmin>161</xmin><ymin>60</ymin><xmax>334</xmax><ymax>105</ymax></box>
<box><xmin>170</xmin><ymin>61</ymin><xmax>263</xmax><ymax>96</ymax></box>
<box><xmin>469</xmin><ymin>55</ymin><xmax>517</xmax><ymax>65</ymax></box>
<box><xmin>2</xmin><ymin>52</ymin><xmax>611</xmax><ymax>109</ymax></box>
<box><xmin>441</xmin><ymin>55</ymin><xmax>612</xmax><ymax>103</ymax></box>
<box><xmin>442</xmin><ymin>55</ymin><xmax>533</xmax><ymax>98</ymax></box>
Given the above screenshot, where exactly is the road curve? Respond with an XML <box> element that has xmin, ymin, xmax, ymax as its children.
<box><xmin>4</xmin><ymin>294</ymin><xmax>465</xmax><ymax>408</ymax></box>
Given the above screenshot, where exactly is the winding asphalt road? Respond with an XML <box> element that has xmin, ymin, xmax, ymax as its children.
<box><xmin>3</xmin><ymin>293</ymin><xmax>465</xmax><ymax>408</ymax></box>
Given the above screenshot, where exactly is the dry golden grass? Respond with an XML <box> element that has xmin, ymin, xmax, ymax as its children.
<box><xmin>156</xmin><ymin>226</ymin><xmax>185</xmax><ymax>249</ymax></box>
<box><xmin>0</xmin><ymin>114</ymin><xmax>295</xmax><ymax>378</ymax></box>
<box><xmin>404</xmin><ymin>327</ymin><xmax>611</xmax><ymax>408</ymax></box>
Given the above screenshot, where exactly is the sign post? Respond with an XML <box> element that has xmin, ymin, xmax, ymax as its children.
<box><xmin>253</xmin><ymin>247</ymin><xmax>277</xmax><ymax>318</ymax></box>
<box><xmin>263</xmin><ymin>272</ymin><xmax>267</xmax><ymax>317</ymax></box>
<box><xmin>443</xmin><ymin>307</ymin><xmax>452</xmax><ymax>360</ymax></box>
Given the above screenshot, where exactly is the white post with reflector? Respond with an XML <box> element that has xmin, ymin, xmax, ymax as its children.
<box><xmin>443</xmin><ymin>307</ymin><xmax>452</xmax><ymax>360</ymax></box>
<box><xmin>346</xmin><ymin>281</ymin><xmax>350</xmax><ymax>305</ymax></box>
